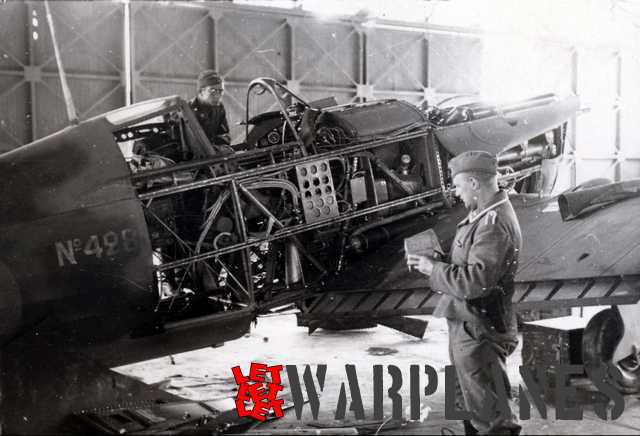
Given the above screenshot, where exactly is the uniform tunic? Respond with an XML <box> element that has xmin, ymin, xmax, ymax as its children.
<box><xmin>429</xmin><ymin>190</ymin><xmax>522</xmax><ymax>434</ymax></box>
<box><xmin>189</xmin><ymin>98</ymin><xmax>230</xmax><ymax>146</ymax></box>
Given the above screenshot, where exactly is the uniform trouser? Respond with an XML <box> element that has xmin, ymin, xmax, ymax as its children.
<box><xmin>447</xmin><ymin>318</ymin><xmax>521</xmax><ymax>435</ymax></box>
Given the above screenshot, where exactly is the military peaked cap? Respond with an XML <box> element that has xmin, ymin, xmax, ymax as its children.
<box><xmin>448</xmin><ymin>150</ymin><xmax>498</xmax><ymax>178</ymax></box>
<box><xmin>197</xmin><ymin>70</ymin><xmax>222</xmax><ymax>90</ymax></box>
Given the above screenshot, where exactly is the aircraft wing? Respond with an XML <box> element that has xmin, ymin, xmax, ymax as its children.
<box><xmin>513</xmin><ymin>194</ymin><xmax>640</xmax><ymax>281</ymax></box>
<box><xmin>297</xmin><ymin>193</ymin><xmax>640</xmax><ymax>328</ymax></box>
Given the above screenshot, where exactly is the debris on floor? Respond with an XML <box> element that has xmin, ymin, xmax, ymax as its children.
<box><xmin>366</xmin><ymin>347</ymin><xmax>398</xmax><ymax>356</ymax></box>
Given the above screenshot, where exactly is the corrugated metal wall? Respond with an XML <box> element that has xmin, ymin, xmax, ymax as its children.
<box><xmin>0</xmin><ymin>1</ymin><xmax>636</xmax><ymax>182</ymax></box>
<box><xmin>621</xmin><ymin>48</ymin><xmax>640</xmax><ymax>179</ymax></box>
<box><xmin>575</xmin><ymin>48</ymin><xmax>622</xmax><ymax>183</ymax></box>
<box><xmin>127</xmin><ymin>3</ymin><xmax>484</xmax><ymax>142</ymax></box>
<box><xmin>0</xmin><ymin>1</ymin><xmax>126</xmax><ymax>151</ymax></box>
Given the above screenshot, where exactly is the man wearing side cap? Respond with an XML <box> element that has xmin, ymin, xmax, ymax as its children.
<box><xmin>190</xmin><ymin>70</ymin><xmax>231</xmax><ymax>146</ymax></box>
<box><xmin>407</xmin><ymin>150</ymin><xmax>522</xmax><ymax>435</ymax></box>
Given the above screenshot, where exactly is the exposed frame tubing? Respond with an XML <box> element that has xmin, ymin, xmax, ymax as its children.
<box><xmin>230</xmin><ymin>180</ymin><xmax>255</xmax><ymax>305</ymax></box>
<box><xmin>361</xmin><ymin>156</ymin><xmax>378</xmax><ymax>206</ymax></box>
<box><xmin>138</xmin><ymin>127</ymin><xmax>433</xmax><ymax>200</ymax></box>
<box><xmin>238</xmin><ymin>184</ymin><xmax>326</xmax><ymax>276</ymax></box>
<box><xmin>350</xmin><ymin>201</ymin><xmax>444</xmax><ymax>237</ymax></box>
<box><xmin>156</xmin><ymin>187</ymin><xmax>443</xmax><ymax>272</ymax></box>
<box><xmin>131</xmin><ymin>140</ymin><xmax>301</xmax><ymax>182</ymax></box>
<box><xmin>243</xmin><ymin>179</ymin><xmax>301</xmax><ymax>209</ymax></box>
<box><xmin>211</xmin><ymin>256</ymin><xmax>250</xmax><ymax>300</ymax></box>
<box><xmin>195</xmin><ymin>189</ymin><xmax>231</xmax><ymax>253</ymax></box>
<box><xmin>145</xmin><ymin>201</ymin><xmax>250</xmax><ymax>301</ymax></box>
<box><xmin>245</xmin><ymin>77</ymin><xmax>309</xmax><ymax>156</ymax></box>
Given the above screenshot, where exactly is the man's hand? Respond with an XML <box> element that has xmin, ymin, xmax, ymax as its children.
<box><xmin>406</xmin><ymin>254</ymin><xmax>435</xmax><ymax>276</ymax></box>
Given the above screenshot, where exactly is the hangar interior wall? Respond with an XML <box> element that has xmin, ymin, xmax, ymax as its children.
<box><xmin>0</xmin><ymin>1</ymin><xmax>636</xmax><ymax>183</ymax></box>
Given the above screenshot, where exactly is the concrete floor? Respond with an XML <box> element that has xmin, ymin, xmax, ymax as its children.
<box><xmin>115</xmin><ymin>314</ymin><xmax>640</xmax><ymax>435</ymax></box>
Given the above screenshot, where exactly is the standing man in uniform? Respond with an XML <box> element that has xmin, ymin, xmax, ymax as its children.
<box><xmin>407</xmin><ymin>150</ymin><xmax>522</xmax><ymax>435</ymax></box>
<box><xmin>190</xmin><ymin>70</ymin><xmax>231</xmax><ymax>146</ymax></box>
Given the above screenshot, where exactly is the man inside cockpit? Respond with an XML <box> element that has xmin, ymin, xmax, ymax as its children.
<box><xmin>189</xmin><ymin>70</ymin><xmax>231</xmax><ymax>147</ymax></box>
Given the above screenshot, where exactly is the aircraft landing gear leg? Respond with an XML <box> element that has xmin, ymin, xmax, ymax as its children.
<box><xmin>582</xmin><ymin>306</ymin><xmax>640</xmax><ymax>394</ymax></box>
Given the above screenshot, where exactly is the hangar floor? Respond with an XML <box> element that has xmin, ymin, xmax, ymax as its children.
<box><xmin>116</xmin><ymin>314</ymin><xmax>640</xmax><ymax>435</ymax></box>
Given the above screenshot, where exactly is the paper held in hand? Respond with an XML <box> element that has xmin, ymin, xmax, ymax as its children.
<box><xmin>404</xmin><ymin>228</ymin><xmax>443</xmax><ymax>259</ymax></box>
